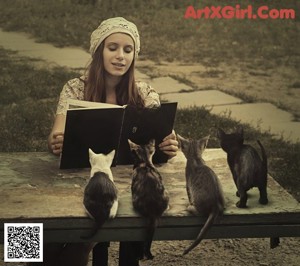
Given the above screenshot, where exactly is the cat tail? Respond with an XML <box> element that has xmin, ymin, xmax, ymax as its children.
<box><xmin>80</xmin><ymin>213</ymin><xmax>107</xmax><ymax>240</ymax></box>
<box><xmin>257</xmin><ymin>140</ymin><xmax>268</xmax><ymax>177</ymax></box>
<box><xmin>143</xmin><ymin>217</ymin><xmax>157</xmax><ymax>260</ymax></box>
<box><xmin>183</xmin><ymin>212</ymin><xmax>216</xmax><ymax>255</ymax></box>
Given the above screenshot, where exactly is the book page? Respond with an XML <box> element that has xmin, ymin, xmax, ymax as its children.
<box><xmin>67</xmin><ymin>99</ymin><xmax>125</xmax><ymax>110</ymax></box>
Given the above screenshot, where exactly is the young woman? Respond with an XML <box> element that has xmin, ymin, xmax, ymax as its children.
<box><xmin>47</xmin><ymin>17</ymin><xmax>178</xmax><ymax>266</ymax></box>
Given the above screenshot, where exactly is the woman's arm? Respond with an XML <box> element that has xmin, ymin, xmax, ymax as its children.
<box><xmin>48</xmin><ymin>77</ymin><xmax>85</xmax><ymax>155</ymax></box>
<box><xmin>48</xmin><ymin>114</ymin><xmax>66</xmax><ymax>155</ymax></box>
<box><xmin>158</xmin><ymin>130</ymin><xmax>178</xmax><ymax>158</ymax></box>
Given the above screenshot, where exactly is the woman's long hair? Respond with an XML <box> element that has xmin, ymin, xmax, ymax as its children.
<box><xmin>84</xmin><ymin>41</ymin><xmax>144</xmax><ymax>108</ymax></box>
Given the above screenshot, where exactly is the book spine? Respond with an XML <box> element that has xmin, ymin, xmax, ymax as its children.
<box><xmin>114</xmin><ymin>108</ymin><xmax>126</xmax><ymax>166</ymax></box>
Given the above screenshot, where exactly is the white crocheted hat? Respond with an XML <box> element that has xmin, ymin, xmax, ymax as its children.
<box><xmin>90</xmin><ymin>17</ymin><xmax>140</xmax><ymax>58</ymax></box>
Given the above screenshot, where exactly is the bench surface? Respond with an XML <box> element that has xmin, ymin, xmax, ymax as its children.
<box><xmin>0</xmin><ymin>150</ymin><xmax>299</xmax><ymax>243</ymax></box>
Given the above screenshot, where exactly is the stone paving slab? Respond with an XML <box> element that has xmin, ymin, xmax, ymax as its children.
<box><xmin>211</xmin><ymin>103</ymin><xmax>300</xmax><ymax>143</ymax></box>
<box><xmin>149</xmin><ymin>76</ymin><xmax>194</xmax><ymax>94</ymax></box>
<box><xmin>0</xmin><ymin>29</ymin><xmax>90</xmax><ymax>69</ymax></box>
<box><xmin>135</xmin><ymin>70</ymin><xmax>151</xmax><ymax>82</ymax></box>
<box><xmin>161</xmin><ymin>90</ymin><xmax>243</xmax><ymax>108</ymax></box>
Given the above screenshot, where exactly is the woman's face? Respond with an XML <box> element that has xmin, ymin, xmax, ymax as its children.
<box><xmin>103</xmin><ymin>33</ymin><xmax>135</xmax><ymax>78</ymax></box>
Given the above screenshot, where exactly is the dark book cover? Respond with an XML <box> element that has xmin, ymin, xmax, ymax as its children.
<box><xmin>60</xmin><ymin>101</ymin><xmax>177</xmax><ymax>169</ymax></box>
<box><xmin>117</xmin><ymin>102</ymin><xmax>178</xmax><ymax>165</ymax></box>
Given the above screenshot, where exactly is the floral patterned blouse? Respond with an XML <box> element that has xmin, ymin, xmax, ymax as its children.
<box><xmin>56</xmin><ymin>76</ymin><xmax>160</xmax><ymax>115</ymax></box>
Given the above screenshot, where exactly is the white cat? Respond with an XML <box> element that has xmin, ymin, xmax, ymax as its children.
<box><xmin>81</xmin><ymin>149</ymin><xmax>118</xmax><ymax>239</ymax></box>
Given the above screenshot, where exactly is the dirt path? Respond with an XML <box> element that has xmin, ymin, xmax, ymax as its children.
<box><xmin>1</xmin><ymin>237</ymin><xmax>300</xmax><ymax>266</ymax></box>
<box><xmin>105</xmin><ymin>238</ymin><xmax>300</xmax><ymax>266</ymax></box>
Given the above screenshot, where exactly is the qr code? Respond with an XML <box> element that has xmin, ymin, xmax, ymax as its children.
<box><xmin>4</xmin><ymin>223</ymin><xmax>43</xmax><ymax>262</ymax></box>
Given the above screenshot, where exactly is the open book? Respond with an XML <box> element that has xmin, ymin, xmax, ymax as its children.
<box><xmin>60</xmin><ymin>99</ymin><xmax>178</xmax><ymax>169</ymax></box>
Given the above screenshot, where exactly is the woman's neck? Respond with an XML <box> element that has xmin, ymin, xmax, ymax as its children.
<box><xmin>104</xmin><ymin>74</ymin><xmax>121</xmax><ymax>104</ymax></box>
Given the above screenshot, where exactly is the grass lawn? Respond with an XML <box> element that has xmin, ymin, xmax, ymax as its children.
<box><xmin>0</xmin><ymin>0</ymin><xmax>298</xmax><ymax>65</ymax></box>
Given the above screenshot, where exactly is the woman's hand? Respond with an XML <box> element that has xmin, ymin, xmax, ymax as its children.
<box><xmin>49</xmin><ymin>131</ymin><xmax>64</xmax><ymax>155</ymax></box>
<box><xmin>48</xmin><ymin>114</ymin><xmax>66</xmax><ymax>155</ymax></box>
<box><xmin>159</xmin><ymin>130</ymin><xmax>178</xmax><ymax>158</ymax></box>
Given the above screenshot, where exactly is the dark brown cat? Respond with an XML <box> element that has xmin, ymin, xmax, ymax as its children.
<box><xmin>217</xmin><ymin>127</ymin><xmax>268</xmax><ymax>208</ymax></box>
<box><xmin>177</xmin><ymin>134</ymin><xmax>225</xmax><ymax>255</ymax></box>
<box><xmin>128</xmin><ymin>139</ymin><xmax>169</xmax><ymax>260</ymax></box>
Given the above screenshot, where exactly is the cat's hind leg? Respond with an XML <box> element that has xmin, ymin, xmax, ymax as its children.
<box><xmin>258</xmin><ymin>186</ymin><xmax>268</xmax><ymax>205</ymax></box>
<box><xmin>109</xmin><ymin>199</ymin><xmax>118</xmax><ymax>218</ymax></box>
<box><xmin>236</xmin><ymin>189</ymin><xmax>248</xmax><ymax>208</ymax></box>
<box><xmin>232</xmin><ymin>175</ymin><xmax>240</xmax><ymax>198</ymax></box>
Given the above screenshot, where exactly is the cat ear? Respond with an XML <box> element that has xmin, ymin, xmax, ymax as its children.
<box><xmin>202</xmin><ymin>135</ymin><xmax>210</xmax><ymax>149</ymax></box>
<box><xmin>89</xmin><ymin>148</ymin><xmax>96</xmax><ymax>158</ymax></box>
<box><xmin>107</xmin><ymin>149</ymin><xmax>115</xmax><ymax>163</ymax></box>
<box><xmin>88</xmin><ymin>148</ymin><xmax>96</xmax><ymax>165</ymax></box>
<box><xmin>149</xmin><ymin>139</ymin><xmax>155</xmax><ymax>147</ymax></box>
<box><xmin>177</xmin><ymin>134</ymin><xmax>188</xmax><ymax>150</ymax></box>
<box><xmin>128</xmin><ymin>139</ymin><xmax>138</xmax><ymax>150</ymax></box>
<box><xmin>216</xmin><ymin>128</ymin><xmax>225</xmax><ymax>139</ymax></box>
<box><xmin>237</xmin><ymin>126</ymin><xmax>244</xmax><ymax>136</ymax></box>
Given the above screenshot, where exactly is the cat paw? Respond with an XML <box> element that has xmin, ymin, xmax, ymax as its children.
<box><xmin>259</xmin><ymin>197</ymin><xmax>269</xmax><ymax>205</ymax></box>
<box><xmin>186</xmin><ymin>205</ymin><xmax>198</xmax><ymax>215</ymax></box>
<box><xmin>236</xmin><ymin>201</ymin><xmax>247</xmax><ymax>208</ymax></box>
<box><xmin>144</xmin><ymin>252</ymin><xmax>154</xmax><ymax>260</ymax></box>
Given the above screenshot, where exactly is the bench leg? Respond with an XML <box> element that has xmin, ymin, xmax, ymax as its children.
<box><xmin>92</xmin><ymin>242</ymin><xmax>110</xmax><ymax>266</ymax></box>
<box><xmin>119</xmin><ymin>241</ymin><xmax>143</xmax><ymax>266</ymax></box>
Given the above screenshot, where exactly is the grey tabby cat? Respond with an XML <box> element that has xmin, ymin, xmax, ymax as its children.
<box><xmin>177</xmin><ymin>134</ymin><xmax>225</xmax><ymax>255</ymax></box>
<box><xmin>81</xmin><ymin>149</ymin><xmax>118</xmax><ymax>239</ymax></box>
<box><xmin>217</xmin><ymin>127</ymin><xmax>268</xmax><ymax>208</ymax></box>
<box><xmin>128</xmin><ymin>139</ymin><xmax>169</xmax><ymax>260</ymax></box>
